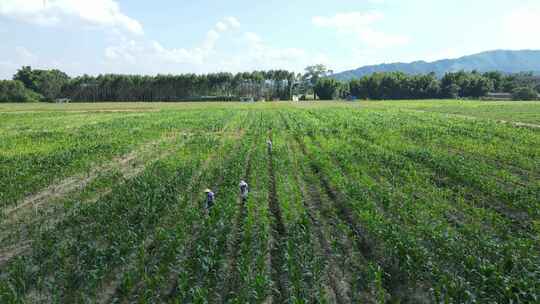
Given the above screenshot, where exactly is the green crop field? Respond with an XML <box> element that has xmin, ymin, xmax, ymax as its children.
<box><xmin>1</xmin><ymin>101</ymin><xmax>539</xmax><ymax>303</ymax></box>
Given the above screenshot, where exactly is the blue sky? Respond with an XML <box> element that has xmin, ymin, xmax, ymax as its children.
<box><xmin>1</xmin><ymin>0</ymin><xmax>539</xmax><ymax>79</ymax></box>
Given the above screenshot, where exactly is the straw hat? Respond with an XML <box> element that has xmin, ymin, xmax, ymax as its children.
<box><xmin>204</xmin><ymin>189</ymin><xmax>212</xmax><ymax>193</ymax></box>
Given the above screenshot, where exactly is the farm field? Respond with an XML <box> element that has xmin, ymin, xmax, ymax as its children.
<box><xmin>363</xmin><ymin>100</ymin><xmax>540</xmax><ymax>125</ymax></box>
<box><xmin>0</xmin><ymin>101</ymin><xmax>539</xmax><ymax>303</ymax></box>
<box><xmin>2</xmin><ymin>100</ymin><xmax>540</xmax><ymax>125</ymax></box>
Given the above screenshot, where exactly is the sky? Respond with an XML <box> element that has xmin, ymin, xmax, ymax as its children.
<box><xmin>1</xmin><ymin>0</ymin><xmax>540</xmax><ymax>79</ymax></box>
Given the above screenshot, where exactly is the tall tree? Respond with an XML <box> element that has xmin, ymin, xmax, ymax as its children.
<box><xmin>302</xmin><ymin>64</ymin><xmax>333</xmax><ymax>98</ymax></box>
<box><xmin>14</xmin><ymin>66</ymin><xmax>70</xmax><ymax>101</ymax></box>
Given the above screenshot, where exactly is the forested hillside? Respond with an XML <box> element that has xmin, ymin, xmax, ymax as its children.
<box><xmin>333</xmin><ymin>50</ymin><xmax>540</xmax><ymax>80</ymax></box>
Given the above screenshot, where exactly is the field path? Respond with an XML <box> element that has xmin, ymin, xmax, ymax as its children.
<box><xmin>95</xmin><ymin>124</ymin><xmax>247</xmax><ymax>303</ymax></box>
<box><xmin>283</xmin><ymin>112</ymin><xmax>429</xmax><ymax>300</ymax></box>
<box><xmin>0</xmin><ymin>242</ymin><xmax>31</xmax><ymax>269</ymax></box>
<box><xmin>286</xmin><ymin>139</ymin><xmax>350</xmax><ymax>303</ymax></box>
<box><xmin>220</xmin><ymin>136</ymin><xmax>256</xmax><ymax>300</ymax></box>
<box><xmin>0</xmin><ymin>132</ymin><xmax>187</xmax><ymax>270</ymax></box>
<box><xmin>163</xmin><ymin>135</ymin><xmax>248</xmax><ymax>302</ymax></box>
<box><xmin>408</xmin><ymin>109</ymin><xmax>540</xmax><ymax>129</ymax></box>
<box><xmin>2</xmin><ymin>132</ymin><xmax>185</xmax><ymax>219</ymax></box>
<box><xmin>283</xmin><ymin>112</ymin><xmax>375</xmax><ymax>259</ymax></box>
<box><xmin>94</xmin><ymin>148</ymin><xmax>212</xmax><ymax>304</ymax></box>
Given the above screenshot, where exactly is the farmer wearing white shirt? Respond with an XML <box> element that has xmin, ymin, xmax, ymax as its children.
<box><xmin>239</xmin><ymin>180</ymin><xmax>249</xmax><ymax>202</ymax></box>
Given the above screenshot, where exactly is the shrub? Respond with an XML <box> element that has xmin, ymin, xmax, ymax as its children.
<box><xmin>512</xmin><ymin>86</ymin><xmax>538</xmax><ymax>101</ymax></box>
<box><xmin>0</xmin><ymin>80</ymin><xmax>42</xmax><ymax>103</ymax></box>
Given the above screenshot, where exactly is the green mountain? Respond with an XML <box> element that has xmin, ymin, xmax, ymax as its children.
<box><xmin>332</xmin><ymin>50</ymin><xmax>540</xmax><ymax>81</ymax></box>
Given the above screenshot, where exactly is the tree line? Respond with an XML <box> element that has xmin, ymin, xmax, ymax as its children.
<box><xmin>314</xmin><ymin>71</ymin><xmax>540</xmax><ymax>100</ymax></box>
<box><xmin>1</xmin><ymin>67</ymin><xmax>296</xmax><ymax>102</ymax></box>
<box><xmin>0</xmin><ymin>65</ymin><xmax>539</xmax><ymax>102</ymax></box>
<box><xmin>62</xmin><ymin>70</ymin><xmax>296</xmax><ymax>102</ymax></box>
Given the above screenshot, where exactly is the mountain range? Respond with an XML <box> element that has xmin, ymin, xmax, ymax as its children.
<box><xmin>332</xmin><ymin>50</ymin><xmax>540</xmax><ymax>81</ymax></box>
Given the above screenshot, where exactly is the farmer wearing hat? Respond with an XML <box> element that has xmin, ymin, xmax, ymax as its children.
<box><xmin>204</xmin><ymin>188</ymin><xmax>215</xmax><ymax>211</ymax></box>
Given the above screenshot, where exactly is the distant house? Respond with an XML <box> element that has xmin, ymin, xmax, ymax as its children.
<box><xmin>484</xmin><ymin>93</ymin><xmax>512</xmax><ymax>101</ymax></box>
<box><xmin>55</xmin><ymin>98</ymin><xmax>71</xmax><ymax>103</ymax></box>
<box><xmin>240</xmin><ymin>97</ymin><xmax>255</xmax><ymax>102</ymax></box>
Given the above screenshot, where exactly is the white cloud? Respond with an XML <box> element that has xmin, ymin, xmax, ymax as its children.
<box><xmin>215</xmin><ymin>21</ymin><xmax>228</xmax><ymax>32</ymax></box>
<box><xmin>103</xmin><ymin>18</ymin><xmax>324</xmax><ymax>75</ymax></box>
<box><xmin>244</xmin><ymin>32</ymin><xmax>305</xmax><ymax>62</ymax></box>
<box><xmin>212</xmin><ymin>17</ymin><xmax>240</xmax><ymax>34</ymax></box>
<box><xmin>104</xmin><ymin>17</ymin><xmax>242</xmax><ymax>69</ymax></box>
<box><xmin>236</xmin><ymin>32</ymin><xmax>324</xmax><ymax>72</ymax></box>
<box><xmin>0</xmin><ymin>46</ymin><xmax>84</xmax><ymax>79</ymax></box>
<box><xmin>0</xmin><ymin>11</ymin><xmax>322</xmax><ymax>76</ymax></box>
<box><xmin>313</xmin><ymin>11</ymin><xmax>409</xmax><ymax>48</ymax></box>
<box><xmin>401</xmin><ymin>3</ymin><xmax>540</xmax><ymax>67</ymax></box>
<box><xmin>245</xmin><ymin>32</ymin><xmax>263</xmax><ymax>45</ymax></box>
<box><xmin>0</xmin><ymin>0</ymin><xmax>143</xmax><ymax>35</ymax></box>
<box><xmin>501</xmin><ymin>4</ymin><xmax>540</xmax><ymax>49</ymax></box>
<box><xmin>105</xmin><ymin>39</ymin><xmax>207</xmax><ymax>66</ymax></box>
<box><xmin>224</xmin><ymin>16</ymin><xmax>241</xmax><ymax>29</ymax></box>
<box><xmin>202</xmin><ymin>30</ymin><xmax>220</xmax><ymax>51</ymax></box>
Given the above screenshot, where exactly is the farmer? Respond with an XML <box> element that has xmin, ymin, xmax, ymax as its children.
<box><xmin>267</xmin><ymin>139</ymin><xmax>273</xmax><ymax>153</ymax></box>
<box><xmin>204</xmin><ymin>188</ymin><xmax>215</xmax><ymax>211</ymax></box>
<box><xmin>239</xmin><ymin>180</ymin><xmax>249</xmax><ymax>202</ymax></box>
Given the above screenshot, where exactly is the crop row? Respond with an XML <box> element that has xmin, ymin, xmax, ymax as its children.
<box><xmin>0</xmin><ymin>109</ymin><xmax>236</xmax><ymax>209</ymax></box>
<box><xmin>281</xmin><ymin>108</ymin><xmax>539</xmax><ymax>303</ymax></box>
<box><xmin>0</xmin><ymin>110</ymin><xmax>248</xmax><ymax>302</ymax></box>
